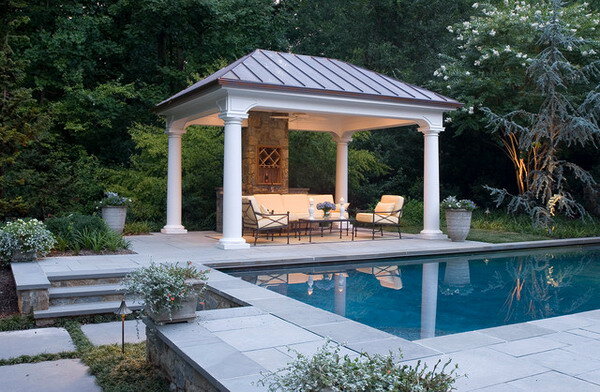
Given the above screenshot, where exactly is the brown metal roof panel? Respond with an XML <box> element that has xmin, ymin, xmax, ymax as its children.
<box><xmin>316</xmin><ymin>57</ymin><xmax>384</xmax><ymax>95</ymax></box>
<box><xmin>226</xmin><ymin>62</ymin><xmax>263</xmax><ymax>83</ymax></box>
<box><xmin>295</xmin><ymin>55</ymin><xmax>362</xmax><ymax>92</ymax></box>
<box><xmin>250</xmin><ymin>50</ymin><xmax>308</xmax><ymax>87</ymax></box>
<box><xmin>276</xmin><ymin>52</ymin><xmax>339</xmax><ymax>90</ymax></box>
<box><xmin>329</xmin><ymin>59</ymin><xmax>417</xmax><ymax>98</ymax></box>
<box><xmin>240</xmin><ymin>56</ymin><xmax>287</xmax><ymax>85</ymax></box>
<box><xmin>261</xmin><ymin>50</ymin><xmax>326</xmax><ymax>90</ymax></box>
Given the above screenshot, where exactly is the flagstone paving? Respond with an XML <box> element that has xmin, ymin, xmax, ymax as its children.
<box><xmin>0</xmin><ymin>359</ymin><xmax>101</xmax><ymax>392</ymax></box>
<box><xmin>0</xmin><ymin>327</ymin><xmax>75</xmax><ymax>360</ymax></box>
<box><xmin>81</xmin><ymin>320</ymin><xmax>146</xmax><ymax>346</ymax></box>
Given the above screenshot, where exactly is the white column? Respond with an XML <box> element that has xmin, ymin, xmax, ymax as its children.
<box><xmin>218</xmin><ymin>112</ymin><xmax>249</xmax><ymax>249</ymax></box>
<box><xmin>333</xmin><ymin>134</ymin><xmax>352</xmax><ymax>203</ymax></box>
<box><xmin>334</xmin><ymin>273</ymin><xmax>346</xmax><ymax>317</ymax></box>
<box><xmin>421</xmin><ymin>262</ymin><xmax>439</xmax><ymax>339</ymax></box>
<box><xmin>161</xmin><ymin>125</ymin><xmax>187</xmax><ymax>234</ymax></box>
<box><xmin>419</xmin><ymin>126</ymin><xmax>446</xmax><ymax>239</ymax></box>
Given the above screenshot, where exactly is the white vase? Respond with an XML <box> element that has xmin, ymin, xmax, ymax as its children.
<box><xmin>102</xmin><ymin>206</ymin><xmax>127</xmax><ymax>234</ymax></box>
<box><xmin>445</xmin><ymin>209</ymin><xmax>472</xmax><ymax>242</ymax></box>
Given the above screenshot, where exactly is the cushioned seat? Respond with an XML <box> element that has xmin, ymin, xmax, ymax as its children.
<box><xmin>242</xmin><ymin>196</ymin><xmax>290</xmax><ymax>245</ymax></box>
<box><xmin>355</xmin><ymin>213</ymin><xmax>399</xmax><ymax>224</ymax></box>
<box><xmin>353</xmin><ymin>195</ymin><xmax>404</xmax><ymax>239</ymax></box>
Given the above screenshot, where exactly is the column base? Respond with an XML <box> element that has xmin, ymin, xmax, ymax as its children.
<box><xmin>161</xmin><ymin>225</ymin><xmax>188</xmax><ymax>234</ymax></box>
<box><xmin>418</xmin><ymin>230</ymin><xmax>448</xmax><ymax>240</ymax></box>
<box><xmin>217</xmin><ymin>237</ymin><xmax>250</xmax><ymax>250</ymax></box>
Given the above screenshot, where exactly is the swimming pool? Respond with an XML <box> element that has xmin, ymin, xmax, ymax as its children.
<box><xmin>228</xmin><ymin>245</ymin><xmax>600</xmax><ymax>340</ymax></box>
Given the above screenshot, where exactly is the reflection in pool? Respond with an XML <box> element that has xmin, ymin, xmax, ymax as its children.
<box><xmin>228</xmin><ymin>245</ymin><xmax>600</xmax><ymax>340</ymax></box>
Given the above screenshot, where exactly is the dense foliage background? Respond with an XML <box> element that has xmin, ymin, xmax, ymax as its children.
<box><xmin>1</xmin><ymin>0</ymin><xmax>599</xmax><ymax>230</ymax></box>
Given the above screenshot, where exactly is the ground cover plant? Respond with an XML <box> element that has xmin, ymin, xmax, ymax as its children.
<box><xmin>259</xmin><ymin>341</ymin><xmax>459</xmax><ymax>392</ymax></box>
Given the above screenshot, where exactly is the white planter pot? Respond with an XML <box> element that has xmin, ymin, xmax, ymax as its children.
<box><xmin>102</xmin><ymin>206</ymin><xmax>127</xmax><ymax>234</ymax></box>
<box><xmin>147</xmin><ymin>295</ymin><xmax>198</xmax><ymax>325</ymax></box>
<box><xmin>445</xmin><ymin>209</ymin><xmax>472</xmax><ymax>242</ymax></box>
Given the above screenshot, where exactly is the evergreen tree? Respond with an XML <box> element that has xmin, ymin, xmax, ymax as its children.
<box><xmin>0</xmin><ymin>0</ymin><xmax>49</xmax><ymax>217</ymax></box>
<box><xmin>484</xmin><ymin>0</ymin><xmax>600</xmax><ymax>227</ymax></box>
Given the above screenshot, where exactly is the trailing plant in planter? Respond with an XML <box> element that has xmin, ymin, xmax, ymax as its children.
<box><xmin>0</xmin><ymin>219</ymin><xmax>56</xmax><ymax>262</ymax></box>
<box><xmin>442</xmin><ymin>196</ymin><xmax>477</xmax><ymax>242</ymax></box>
<box><xmin>98</xmin><ymin>192</ymin><xmax>132</xmax><ymax>234</ymax></box>
<box><xmin>124</xmin><ymin>262</ymin><xmax>208</xmax><ymax>324</ymax></box>
<box><xmin>258</xmin><ymin>341</ymin><xmax>458</xmax><ymax>391</ymax></box>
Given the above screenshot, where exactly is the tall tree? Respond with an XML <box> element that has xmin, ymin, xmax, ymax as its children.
<box><xmin>0</xmin><ymin>0</ymin><xmax>49</xmax><ymax>217</ymax></box>
<box><xmin>435</xmin><ymin>0</ymin><xmax>600</xmax><ymax>222</ymax></box>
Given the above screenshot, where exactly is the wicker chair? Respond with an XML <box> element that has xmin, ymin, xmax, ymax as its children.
<box><xmin>354</xmin><ymin>195</ymin><xmax>404</xmax><ymax>240</ymax></box>
<box><xmin>242</xmin><ymin>196</ymin><xmax>290</xmax><ymax>246</ymax></box>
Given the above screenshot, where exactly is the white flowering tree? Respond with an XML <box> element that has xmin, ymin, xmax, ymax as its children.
<box><xmin>436</xmin><ymin>0</ymin><xmax>600</xmax><ymax>227</ymax></box>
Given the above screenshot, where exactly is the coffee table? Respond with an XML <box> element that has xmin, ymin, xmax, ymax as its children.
<box><xmin>298</xmin><ymin>217</ymin><xmax>353</xmax><ymax>241</ymax></box>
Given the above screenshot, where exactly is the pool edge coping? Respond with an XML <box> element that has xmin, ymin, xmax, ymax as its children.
<box><xmin>207</xmin><ymin>236</ymin><xmax>600</xmax><ymax>269</ymax></box>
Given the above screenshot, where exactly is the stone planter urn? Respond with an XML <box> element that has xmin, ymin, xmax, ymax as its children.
<box><xmin>145</xmin><ymin>279</ymin><xmax>205</xmax><ymax>325</ymax></box>
<box><xmin>445</xmin><ymin>209</ymin><xmax>472</xmax><ymax>242</ymax></box>
<box><xmin>102</xmin><ymin>206</ymin><xmax>127</xmax><ymax>234</ymax></box>
<box><xmin>147</xmin><ymin>295</ymin><xmax>199</xmax><ymax>325</ymax></box>
<box><xmin>11</xmin><ymin>249</ymin><xmax>37</xmax><ymax>262</ymax></box>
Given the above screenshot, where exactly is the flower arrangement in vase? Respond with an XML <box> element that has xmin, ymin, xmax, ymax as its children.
<box><xmin>317</xmin><ymin>201</ymin><xmax>336</xmax><ymax>218</ymax></box>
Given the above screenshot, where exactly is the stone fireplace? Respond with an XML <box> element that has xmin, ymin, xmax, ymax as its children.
<box><xmin>216</xmin><ymin>111</ymin><xmax>308</xmax><ymax>231</ymax></box>
<box><xmin>242</xmin><ymin>111</ymin><xmax>289</xmax><ymax>194</ymax></box>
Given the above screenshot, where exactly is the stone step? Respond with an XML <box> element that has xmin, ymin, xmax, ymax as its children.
<box><xmin>48</xmin><ymin>284</ymin><xmax>128</xmax><ymax>306</ymax></box>
<box><xmin>49</xmin><ymin>284</ymin><xmax>125</xmax><ymax>298</ymax></box>
<box><xmin>34</xmin><ymin>300</ymin><xmax>144</xmax><ymax>320</ymax></box>
<box><xmin>46</xmin><ymin>268</ymin><xmax>134</xmax><ymax>287</ymax></box>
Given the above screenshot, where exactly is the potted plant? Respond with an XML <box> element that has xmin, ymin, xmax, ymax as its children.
<box><xmin>441</xmin><ymin>196</ymin><xmax>477</xmax><ymax>242</ymax></box>
<box><xmin>0</xmin><ymin>219</ymin><xmax>56</xmax><ymax>262</ymax></box>
<box><xmin>98</xmin><ymin>191</ymin><xmax>131</xmax><ymax>234</ymax></box>
<box><xmin>124</xmin><ymin>262</ymin><xmax>208</xmax><ymax>325</ymax></box>
<box><xmin>317</xmin><ymin>201</ymin><xmax>336</xmax><ymax>218</ymax></box>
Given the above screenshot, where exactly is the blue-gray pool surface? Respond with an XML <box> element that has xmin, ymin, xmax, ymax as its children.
<box><xmin>228</xmin><ymin>245</ymin><xmax>600</xmax><ymax>340</ymax></box>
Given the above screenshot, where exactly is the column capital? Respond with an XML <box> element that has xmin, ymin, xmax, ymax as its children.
<box><xmin>165</xmin><ymin>123</ymin><xmax>186</xmax><ymax>136</ymax></box>
<box><xmin>219</xmin><ymin>111</ymin><xmax>249</xmax><ymax>124</ymax></box>
<box><xmin>418</xmin><ymin>125</ymin><xmax>444</xmax><ymax>136</ymax></box>
<box><xmin>332</xmin><ymin>133</ymin><xmax>353</xmax><ymax>144</ymax></box>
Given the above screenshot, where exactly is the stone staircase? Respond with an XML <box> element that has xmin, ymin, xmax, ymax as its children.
<box><xmin>11</xmin><ymin>264</ymin><xmax>144</xmax><ymax>324</ymax></box>
<box><xmin>36</xmin><ymin>269</ymin><xmax>144</xmax><ymax>321</ymax></box>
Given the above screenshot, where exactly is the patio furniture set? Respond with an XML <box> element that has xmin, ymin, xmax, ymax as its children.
<box><xmin>242</xmin><ymin>193</ymin><xmax>404</xmax><ymax>245</ymax></box>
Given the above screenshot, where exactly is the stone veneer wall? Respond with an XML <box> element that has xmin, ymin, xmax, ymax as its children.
<box><xmin>242</xmin><ymin>111</ymin><xmax>289</xmax><ymax>195</ymax></box>
<box><xmin>146</xmin><ymin>326</ymin><xmax>220</xmax><ymax>392</ymax></box>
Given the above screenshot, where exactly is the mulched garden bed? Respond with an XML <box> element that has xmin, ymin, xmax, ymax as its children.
<box><xmin>0</xmin><ymin>266</ymin><xmax>18</xmax><ymax>316</ymax></box>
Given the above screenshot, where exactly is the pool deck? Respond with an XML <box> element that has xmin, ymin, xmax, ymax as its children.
<box><xmin>39</xmin><ymin>231</ymin><xmax>600</xmax><ymax>272</ymax></box>
<box><xmin>25</xmin><ymin>232</ymin><xmax>600</xmax><ymax>391</ymax></box>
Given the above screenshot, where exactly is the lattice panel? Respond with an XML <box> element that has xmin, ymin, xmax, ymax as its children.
<box><xmin>258</xmin><ymin>147</ymin><xmax>281</xmax><ymax>168</ymax></box>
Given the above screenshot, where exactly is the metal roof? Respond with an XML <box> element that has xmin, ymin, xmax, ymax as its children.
<box><xmin>155</xmin><ymin>49</ymin><xmax>462</xmax><ymax>111</ymax></box>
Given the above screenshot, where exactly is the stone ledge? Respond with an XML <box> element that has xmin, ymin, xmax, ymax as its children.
<box><xmin>11</xmin><ymin>262</ymin><xmax>51</xmax><ymax>290</ymax></box>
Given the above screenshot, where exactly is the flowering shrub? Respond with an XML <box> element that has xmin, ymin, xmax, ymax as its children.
<box><xmin>98</xmin><ymin>191</ymin><xmax>132</xmax><ymax>207</ymax></box>
<box><xmin>259</xmin><ymin>341</ymin><xmax>458</xmax><ymax>391</ymax></box>
<box><xmin>124</xmin><ymin>262</ymin><xmax>208</xmax><ymax>318</ymax></box>
<box><xmin>0</xmin><ymin>231</ymin><xmax>18</xmax><ymax>263</ymax></box>
<box><xmin>441</xmin><ymin>196</ymin><xmax>477</xmax><ymax>211</ymax></box>
<box><xmin>316</xmin><ymin>201</ymin><xmax>336</xmax><ymax>212</ymax></box>
<box><xmin>0</xmin><ymin>219</ymin><xmax>56</xmax><ymax>261</ymax></box>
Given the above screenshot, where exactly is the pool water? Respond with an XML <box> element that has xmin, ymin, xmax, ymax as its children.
<box><xmin>228</xmin><ymin>245</ymin><xmax>600</xmax><ymax>340</ymax></box>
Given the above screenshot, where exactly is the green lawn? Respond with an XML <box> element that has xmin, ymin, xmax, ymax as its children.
<box><xmin>397</xmin><ymin>209</ymin><xmax>599</xmax><ymax>244</ymax></box>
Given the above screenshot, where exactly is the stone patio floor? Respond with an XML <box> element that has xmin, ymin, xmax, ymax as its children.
<box><xmin>10</xmin><ymin>232</ymin><xmax>600</xmax><ymax>391</ymax></box>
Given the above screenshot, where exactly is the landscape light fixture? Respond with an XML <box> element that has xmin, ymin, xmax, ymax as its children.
<box><xmin>115</xmin><ymin>300</ymin><xmax>132</xmax><ymax>354</ymax></box>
